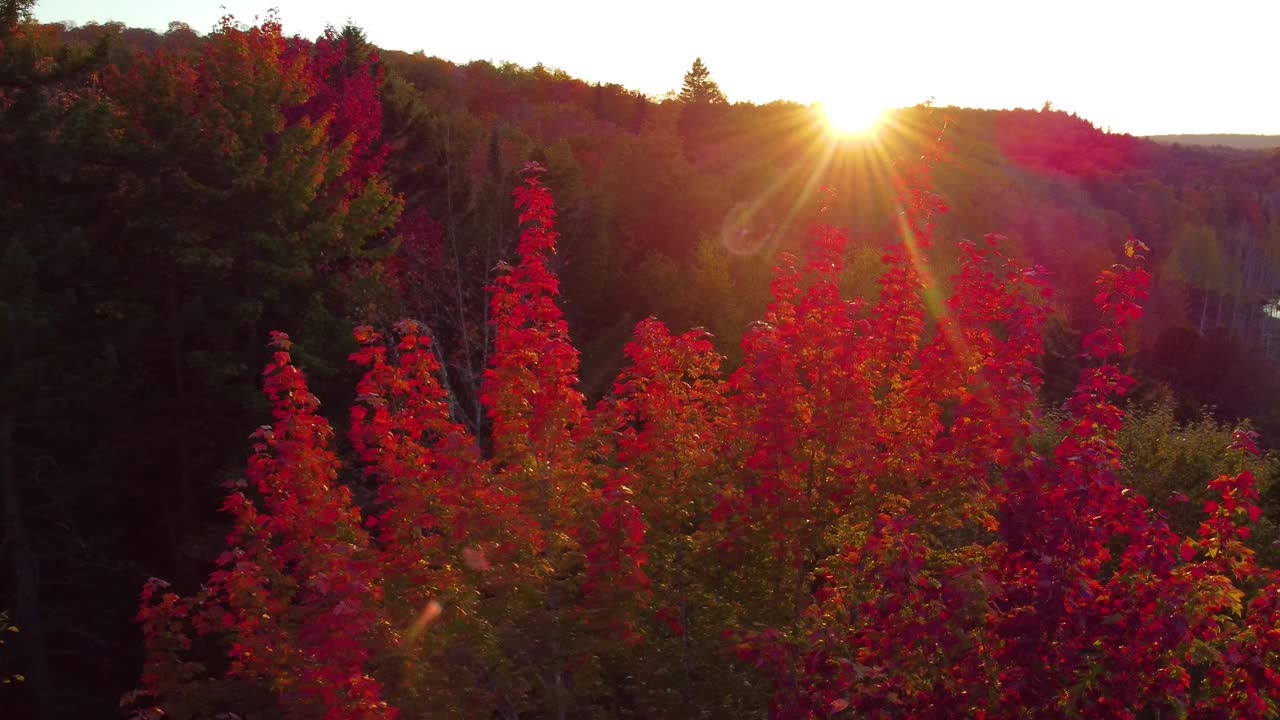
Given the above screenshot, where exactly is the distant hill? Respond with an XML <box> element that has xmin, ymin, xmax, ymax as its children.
<box><xmin>1146</xmin><ymin>133</ymin><xmax>1280</xmax><ymax>150</ymax></box>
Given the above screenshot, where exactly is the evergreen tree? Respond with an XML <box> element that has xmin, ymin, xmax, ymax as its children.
<box><xmin>1</xmin><ymin>17</ymin><xmax>400</xmax><ymax>717</ymax></box>
<box><xmin>678</xmin><ymin>57</ymin><xmax>726</xmax><ymax>105</ymax></box>
<box><xmin>1</xmin><ymin>16</ymin><xmax>123</xmax><ymax>720</ymax></box>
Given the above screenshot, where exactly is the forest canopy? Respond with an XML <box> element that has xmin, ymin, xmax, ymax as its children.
<box><xmin>2</xmin><ymin>9</ymin><xmax>1280</xmax><ymax>720</ymax></box>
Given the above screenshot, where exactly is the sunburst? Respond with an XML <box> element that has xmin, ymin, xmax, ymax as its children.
<box><xmin>817</xmin><ymin>97</ymin><xmax>886</xmax><ymax>137</ymax></box>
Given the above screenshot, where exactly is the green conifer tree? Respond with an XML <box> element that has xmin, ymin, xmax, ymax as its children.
<box><xmin>679</xmin><ymin>57</ymin><xmax>727</xmax><ymax>105</ymax></box>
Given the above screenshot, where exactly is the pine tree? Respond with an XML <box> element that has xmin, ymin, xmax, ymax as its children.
<box><xmin>678</xmin><ymin>57</ymin><xmax>726</xmax><ymax>105</ymax></box>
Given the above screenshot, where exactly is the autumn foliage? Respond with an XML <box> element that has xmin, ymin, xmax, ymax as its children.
<box><xmin>130</xmin><ymin>129</ymin><xmax>1280</xmax><ymax>720</ymax></box>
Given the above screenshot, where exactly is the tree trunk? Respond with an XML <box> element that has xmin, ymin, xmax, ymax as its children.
<box><xmin>444</xmin><ymin>118</ymin><xmax>483</xmax><ymax>435</ymax></box>
<box><xmin>1</xmin><ymin>413</ymin><xmax>54</xmax><ymax>720</ymax></box>
<box><xmin>1230</xmin><ymin>239</ymin><xmax>1249</xmax><ymax>339</ymax></box>
<box><xmin>167</xmin><ymin>268</ymin><xmax>193</xmax><ymax>578</ymax></box>
<box><xmin>1199</xmin><ymin>287</ymin><xmax>1210</xmax><ymax>336</ymax></box>
<box><xmin>1242</xmin><ymin>246</ymin><xmax>1260</xmax><ymax>344</ymax></box>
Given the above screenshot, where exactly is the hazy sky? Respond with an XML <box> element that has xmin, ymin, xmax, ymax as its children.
<box><xmin>33</xmin><ymin>0</ymin><xmax>1280</xmax><ymax>136</ymax></box>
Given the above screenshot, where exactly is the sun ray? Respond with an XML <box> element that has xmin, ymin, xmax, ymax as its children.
<box><xmin>868</xmin><ymin>108</ymin><xmax>979</xmax><ymax>368</ymax></box>
<box><xmin>718</xmin><ymin>114</ymin><xmax>848</xmax><ymax>256</ymax></box>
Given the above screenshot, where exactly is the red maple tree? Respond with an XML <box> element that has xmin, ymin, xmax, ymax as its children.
<box><xmin>130</xmin><ymin>113</ymin><xmax>1280</xmax><ymax>720</ymax></box>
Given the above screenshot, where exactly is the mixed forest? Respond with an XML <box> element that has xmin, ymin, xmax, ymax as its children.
<box><xmin>3</xmin><ymin>3</ymin><xmax>1280</xmax><ymax>718</ymax></box>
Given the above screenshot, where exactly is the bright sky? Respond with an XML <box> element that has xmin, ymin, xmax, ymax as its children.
<box><xmin>34</xmin><ymin>0</ymin><xmax>1280</xmax><ymax>136</ymax></box>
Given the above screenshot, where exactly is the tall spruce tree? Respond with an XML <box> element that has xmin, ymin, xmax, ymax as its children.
<box><xmin>679</xmin><ymin>57</ymin><xmax>727</xmax><ymax>105</ymax></box>
<box><xmin>676</xmin><ymin>57</ymin><xmax>728</xmax><ymax>162</ymax></box>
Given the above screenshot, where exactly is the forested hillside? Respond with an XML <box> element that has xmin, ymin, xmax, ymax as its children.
<box><xmin>3</xmin><ymin>9</ymin><xmax>1280</xmax><ymax>719</ymax></box>
<box><xmin>1149</xmin><ymin>134</ymin><xmax>1280</xmax><ymax>151</ymax></box>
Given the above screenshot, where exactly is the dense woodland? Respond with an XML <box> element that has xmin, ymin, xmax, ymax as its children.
<box><xmin>1149</xmin><ymin>135</ymin><xmax>1280</xmax><ymax>151</ymax></box>
<box><xmin>3</xmin><ymin>4</ymin><xmax>1280</xmax><ymax>718</ymax></box>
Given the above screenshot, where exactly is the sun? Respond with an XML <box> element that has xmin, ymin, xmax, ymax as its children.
<box><xmin>818</xmin><ymin>97</ymin><xmax>886</xmax><ymax>137</ymax></box>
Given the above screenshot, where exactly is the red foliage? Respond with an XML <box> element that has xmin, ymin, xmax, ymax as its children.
<box><xmin>108</xmin><ymin>15</ymin><xmax>388</xmax><ymax>204</ymax></box>
<box><xmin>134</xmin><ymin>132</ymin><xmax>1280</xmax><ymax>720</ymax></box>
<box><xmin>139</xmin><ymin>333</ymin><xmax>394</xmax><ymax>719</ymax></box>
<box><xmin>286</xmin><ymin>26</ymin><xmax>388</xmax><ymax>191</ymax></box>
